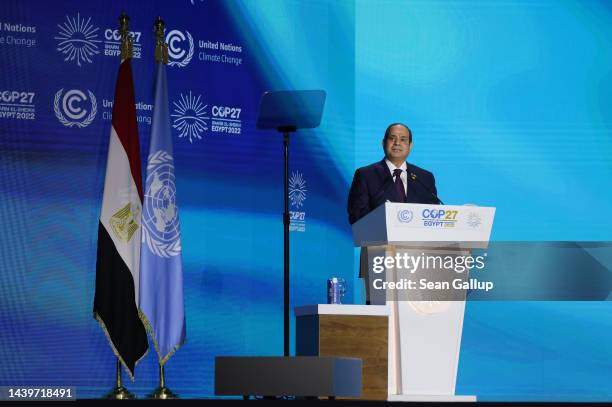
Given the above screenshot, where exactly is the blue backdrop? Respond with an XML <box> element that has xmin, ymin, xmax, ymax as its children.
<box><xmin>0</xmin><ymin>0</ymin><xmax>610</xmax><ymax>401</ymax></box>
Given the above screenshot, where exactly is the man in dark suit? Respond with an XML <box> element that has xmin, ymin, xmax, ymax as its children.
<box><xmin>347</xmin><ymin>122</ymin><xmax>440</xmax><ymax>225</ymax></box>
<box><xmin>348</xmin><ymin>123</ymin><xmax>441</xmax><ymax>297</ymax></box>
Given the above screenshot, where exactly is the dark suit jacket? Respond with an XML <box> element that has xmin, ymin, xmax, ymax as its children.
<box><xmin>347</xmin><ymin>159</ymin><xmax>439</xmax><ymax>225</ymax></box>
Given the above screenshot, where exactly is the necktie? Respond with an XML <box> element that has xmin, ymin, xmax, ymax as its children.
<box><xmin>393</xmin><ymin>168</ymin><xmax>406</xmax><ymax>203</ymax></box>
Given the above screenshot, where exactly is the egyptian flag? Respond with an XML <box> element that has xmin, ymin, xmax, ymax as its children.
<box><xmin>93</xmin><ymin>58</ymin><xmax>148</xmax><ymax>379</ymax></box>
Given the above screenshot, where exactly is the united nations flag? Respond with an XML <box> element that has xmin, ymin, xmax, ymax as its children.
<box><xmin>138</xmin><ymin>47</ymin><xmax>186</xmax><ymax>366</ymax></box>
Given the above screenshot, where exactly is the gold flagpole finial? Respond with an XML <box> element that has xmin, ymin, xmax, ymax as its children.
<box><xmin>119</xmin><ymin>12</ymin><xmax>133</xmax><ymax>60</ymax></box>
<box><xmin>154</xmin><ymin>16</ymin><xmax>168</xmax><ymax>65</ymax></box>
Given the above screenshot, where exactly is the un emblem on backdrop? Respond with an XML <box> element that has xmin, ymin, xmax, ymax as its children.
<box><xmin>55</xmin><ymin>13</ymin><xmax>101</xmax><ymax>67</ymax></box>
<box><xmin>142</xmin><ymin>151</ymin><xmax>181</xmax><ymax>258</ymax></box>
<box><xmin>53</xmin><ymin>88</ymin><xmax>97</xmax><ymax>128</ymax></box>
<box><xmin>165</xmin><ymin>29</ymin><xmax>194</xmax><ymax>68</ymax></box>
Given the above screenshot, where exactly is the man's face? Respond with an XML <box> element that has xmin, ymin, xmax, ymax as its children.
<box><xmin>383</xmin><ymin>125</ymin><xmax>412</xmax><ymax>163</ymax></box>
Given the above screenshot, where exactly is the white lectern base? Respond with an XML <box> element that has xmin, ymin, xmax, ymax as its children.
<box><xmin>387</xmin><ymin>394</ymin><xmax>476</xmax><ymax>402</ymax></box>
<box><xmin>388</xmin><ymin>394</ymin><xmax>476</xmax><ymax>402</ymax></box>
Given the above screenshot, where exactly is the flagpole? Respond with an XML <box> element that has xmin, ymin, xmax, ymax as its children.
<box><xmin>146</xmin><ymin>18</ymin><xmax>176</xmax><ymax>400</ymax></box>
<box><xmin>104</xmin><ymin>358</ymin><xmax>135</xmax><ymax>399</ymax></box>
<box><xmin>101</xmin><ymin>13</ymin><xmax>138</xmax><ymax>400</ymax></box>
<box><xmin>149</xmin><ymin>363</ymin><xmax>177</xmax><ymax>399</ymax></box>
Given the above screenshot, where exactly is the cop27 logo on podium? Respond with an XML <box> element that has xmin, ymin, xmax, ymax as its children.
<box><xmin>397</xmin><ymin>209</ymin><xmax>413</xmax><ymax>223</ymax></box>
<box><xmin>54</xmin><ymin>89</ymin><xmax>97</xmax><ymax>128</ymax></box>
<box><xmin>165</xmin><ymin>29</ymin><xmax>194</xmax><ymax>68</ymax></box>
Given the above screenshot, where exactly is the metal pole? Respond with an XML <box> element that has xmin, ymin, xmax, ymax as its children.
<box><xmin>283</xmin><ymin>131</ymin><xmax>290</xmax><ymax>357</ymax></box>
<box><xmin>148</xmin><ymin>362</ymin><xmax>177</xmax><ymax>399</ymax></box>
<box><xmin>116</xmin><ymin>359</ymin><xmax>122</xmax><ymax>388</ymax></box>
<box><xmin>160</xmin><ymin>364</ymin><xmax>165</xmax><ymax>389</ymax></box>
<box><xmin>103</xmin><ymin>357</ymin><xmax>134</xmax><ymax>399</ymax></box>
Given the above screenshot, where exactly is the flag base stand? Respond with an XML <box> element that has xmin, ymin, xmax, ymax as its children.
<box><xmin>104</xmin><ymin>359</ymin><xmax>135</xmax><ymax>399</ymax></box>
<box><xmin>147</xmin><ymin>363</ymin><xmax>178</xmax><ymax>399</ymax></box>
<box><xmin>104</xmin><ymin>386</ymin><xmax>135</xmax><ymax>400</ymax></box>
<box><xmin>148</xmin><ymin>386</ymin><xmax>177</xmax><ymax>399</ymax></box>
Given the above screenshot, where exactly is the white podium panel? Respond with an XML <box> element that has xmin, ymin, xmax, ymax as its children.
<box><xmin>395</xmin><ymin>300</ymin><xmax>465</xmax><ymax>395</ymax></box>
<box><xmin>352</xmin><ymin>202</ymin><xmax>495</xmax><ymax>248</ymax></box>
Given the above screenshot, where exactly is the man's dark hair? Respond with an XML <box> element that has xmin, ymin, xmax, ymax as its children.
<box><xmin>384</xmin><ymin>122</ymin><xmax>412</xmax><ymax>144</ymax></box>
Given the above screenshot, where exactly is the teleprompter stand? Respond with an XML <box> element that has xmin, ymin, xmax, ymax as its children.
<box><xmin>214</xmin><ymin>91</ymin><xmax>362</xmax><ymax>399</ymax></box>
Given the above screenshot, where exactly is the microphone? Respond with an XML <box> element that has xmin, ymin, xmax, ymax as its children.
<box><xmin>409</xmin><ymin>172</ymin><xmax>444</xmax><ymax>205</ymax></box>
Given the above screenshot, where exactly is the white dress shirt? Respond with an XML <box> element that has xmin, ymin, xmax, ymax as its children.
<box><xmin>384</xmin><ymin>158</ymin><xmax>407</xmax><ymax>196</ymax></box>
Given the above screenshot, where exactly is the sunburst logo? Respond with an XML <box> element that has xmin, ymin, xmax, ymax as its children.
<box><xmin>289</xmin><ymin>171</ymin><xmax>307</xmax><ymax>209</ymax></box>
<box><xmin>467</xmin><ymin>212</ymin><xmax>482</xmax><ymax>228</ymax></box>
<box><xmin>171</xmin><ymin>91</ymin><xmax>209</xmax><ymax>143</ymax></box>
<box><xmin>55</xmin><ymin>13</ymin><xmax>101</xmax><ymax>67</ymax></box>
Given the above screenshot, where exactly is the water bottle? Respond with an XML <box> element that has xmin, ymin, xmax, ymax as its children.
<box><xmin>327</xmin><ymin>277</ymin><xmax>346</xmax><ymax>304</ymax></box>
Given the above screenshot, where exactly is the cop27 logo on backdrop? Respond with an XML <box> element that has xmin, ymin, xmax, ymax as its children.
<box><xmin>54</xmin><ymin>89</ymin><xmax>97</xmax><ymax>128</ymax></box>
<box><xmin>55</xmin><ymin>13</ymin><xmax>101</xmax><ymax>67</ymax></box>
<box><xmin>172</xmin><ymin>91</ymin><xmax>209</xmax><ymax>142</ymax></box>
<box><xmin>289</xmin><ymin>171</ymin><xmax>307</xmax><ymax>232</ymax></box>
<box><xmin>165</xmin><ymin>29</ymin><xmax>194</xmax><ymax>67</ymax></box>
<box><xmin>142</xmin><ymin>151</ymin><xmax>181</xmax><ymax>258</ymax></box>
<box><xmin>289</xmin><ymin>172</ymin><xmax>307</xmax><ymax>209</ymax></box>
<box><xmin>103</xmin><ymin>28</ymin><xmax>143</xmax><ymax>59</ymax></box>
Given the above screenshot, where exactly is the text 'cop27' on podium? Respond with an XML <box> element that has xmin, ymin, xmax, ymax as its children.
<box><xmin>352</xmin><ymin>202</ymin><xmax>495</xmax><ymax>402</ymax></box>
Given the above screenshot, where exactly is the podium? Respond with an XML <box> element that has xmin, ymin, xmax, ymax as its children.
<box><xmin>352</xmin><ymin>202</ymin><xmax>495</xmax><ymax>401</ymax></box>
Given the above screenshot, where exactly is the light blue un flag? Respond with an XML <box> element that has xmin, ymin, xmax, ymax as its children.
<box><xmin>139</xmin><ymin>62</ymin><xmax>186</xmax><ymax>364</ymax></box>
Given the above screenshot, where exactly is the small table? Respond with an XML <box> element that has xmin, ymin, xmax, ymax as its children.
<box><xmin>295</xmin><ymin>304</ymin><xmax>390</xmax><ymax>400</ymax></box>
